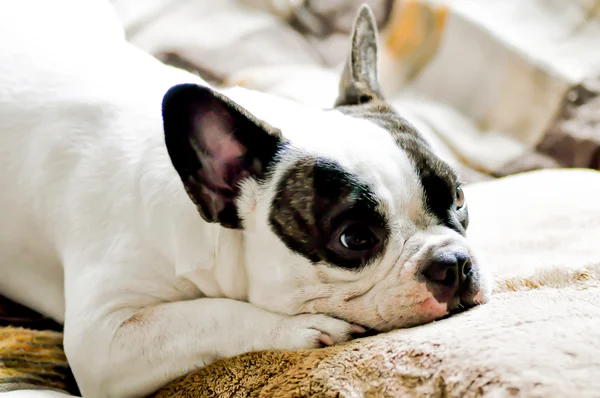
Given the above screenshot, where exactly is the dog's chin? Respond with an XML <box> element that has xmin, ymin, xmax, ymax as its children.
<box><xmin>369</xmin><ymin>299</ymin><xmax>450</xmax><ymax>333</ymax></box>
<box><xmin>362</xmin><ymin>287</ymin><xmax>492</xmax><ymax>334</ymax></box>
<box><xmin>415</xmin><ymin>297</ymin><xmax>450</xmax><ymax>320</ymax></box>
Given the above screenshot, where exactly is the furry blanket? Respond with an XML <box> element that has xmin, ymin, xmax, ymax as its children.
<box><xmin>0</xmin><ymin>329</ymin><xmax>73</xmax><ymax>394</ymax></box>
<box><xmin>2</xmin><ymin>169</ymin><xmax>600</xmax><ymax>397</ymax></box>
<box><xmin>153</xmin><ymin>265</ymin><xmax>600</xmax><ymax>397</ymax></box>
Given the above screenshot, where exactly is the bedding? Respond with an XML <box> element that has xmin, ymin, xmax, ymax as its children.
<box><xmin>153</xmin><ymin>264</ymin><xmax>600</xmax><ymax>397</ymax></box>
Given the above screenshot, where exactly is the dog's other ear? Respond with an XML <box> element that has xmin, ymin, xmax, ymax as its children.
<box><xmin>335</xmin><ymin>4</ymin><xmax>382</xmax><ymax>106</ymax></box>
<box><xmin>335</xmin><ymin>4</ymin><xmax>383</xmax><ymax>107</ymax></box>
<box><xmin>162</xmin><ymin>84</ymin><xmax>283</xmax><ymax>229</ymax></box>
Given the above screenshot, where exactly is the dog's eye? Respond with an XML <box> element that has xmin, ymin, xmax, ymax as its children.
<box><xmin>326</xmin><ymin>218</ymin><xmax>386</xmax><ymax>268</ymax></box>
<box><xmin>456</xmin><ymin>186</ymin><xmax>465</xmax><ymax>210</ymax></box>
<box><xmin>340</xmin><ymin>224</ymin><xmax>379</xmax><ymax>251</ymax></box>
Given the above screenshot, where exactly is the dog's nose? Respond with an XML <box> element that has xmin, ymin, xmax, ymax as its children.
<box><xmin>422</xmin><ymin>252</ymin><xmax>471</xmax><ymax>286</ymax></box>
<box><xmin>421</xmin><ymin>251</ymin><xmax>472</xmax><ymax>304</ymax></box>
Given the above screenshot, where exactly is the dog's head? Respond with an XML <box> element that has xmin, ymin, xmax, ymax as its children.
<box><xmin>162</xmin><ymin>5</ymin><xmax>492</xmax><ymax>332</ymax></box>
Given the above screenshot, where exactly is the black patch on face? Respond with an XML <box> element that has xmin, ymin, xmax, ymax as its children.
<box><xmin>336</xmin><ymin>102</ymin><xmax>468</xmax><ymax>234</ymax></box>
<box><xmin>269</xmin><ymin>157</ymin><xmax>388</xmax><ymax>269</ymax></box>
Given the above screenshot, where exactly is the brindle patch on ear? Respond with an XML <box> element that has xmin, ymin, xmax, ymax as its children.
<box><xmin>269</xmin><ymin>157</ymin><xmax>388</xmax><ymax>269</ymax></box>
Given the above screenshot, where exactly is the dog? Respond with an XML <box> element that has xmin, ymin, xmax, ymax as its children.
<box><xmin>0</xmin><ymin>1</ymin><xmax>492</xmax><ymax>396</ymax></box>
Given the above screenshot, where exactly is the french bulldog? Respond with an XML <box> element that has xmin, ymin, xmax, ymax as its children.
<box><xmin>0</xmin><ymin>0</ymin><xmax>491</xmax><ymax>396</ymax></box>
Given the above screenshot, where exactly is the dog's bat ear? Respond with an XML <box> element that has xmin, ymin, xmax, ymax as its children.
<box><xmin>162</xmin><ymin>83</ymin><xmax>283</xmax><ymax>229</ymax></box>
<box><xmin>335</xmin><ymin>4</ymin><xmax>383</xmax><ymax>107</ymax></box>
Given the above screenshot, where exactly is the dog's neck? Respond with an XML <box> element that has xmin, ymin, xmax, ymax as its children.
<box><xmin>93</xmin><ymin>43</ymin><xmax>253</xmax><ymax>297</ymax></box>
<box><xmin>133</xmin><ymin>134</ymin><xmax>249</xmax><ymax>298</ymax></box>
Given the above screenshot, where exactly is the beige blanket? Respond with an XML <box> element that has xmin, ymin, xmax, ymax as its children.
<box><xmin>154</xmin><ymin>265</ymin><xmax>600</xmax><ymax>397</ymax></box>
<box><xmin>150</xmin><ymin>169</ymin><xmax>600</xmax><ymax>398</ymax></box>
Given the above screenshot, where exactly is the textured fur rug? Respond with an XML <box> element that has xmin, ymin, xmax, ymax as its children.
<box><xmin>0</xmin><ymin>329</ymin><xmax>74</xmax><ymax>394</ymax></box>
<box><xmin>153</xmin><ymin>264</ymin><xmax>600</xmax><ymax>397</ymax></box>
<box><xmin>1</xmin><ymin>170</ymin><xmax>600</xmax><ymax>397</ymax></box>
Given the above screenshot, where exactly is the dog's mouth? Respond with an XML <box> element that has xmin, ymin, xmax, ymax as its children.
<box><xmin>443</xmin><ymin>297</ymin><xmax>481</xmax><ymax>319</ymax></box>
<box><xmin>350</xmin><ymin>326</ymin><xmax>379</xmax><ymax>339</ymax></box>
<box><xmin>361</xmin><ymin>288</ymin><xmax>486</xmax><ymax>335</ymax></box>
<box><xmin>446</xmin><ymin>289</ymin><xmax>481</xmax><ymax>314</ymax></box>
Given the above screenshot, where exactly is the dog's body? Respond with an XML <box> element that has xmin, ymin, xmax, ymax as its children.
<box><xmin>0</xmin><ymin>1</ymin><xmax>491</xmax><ymax>397</ymax></box>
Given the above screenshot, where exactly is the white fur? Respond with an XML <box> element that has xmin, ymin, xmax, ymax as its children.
<box><xmin>0</xmin><ymin>1</ymin><xmax>491</xmax><ymax>397</ymax></box>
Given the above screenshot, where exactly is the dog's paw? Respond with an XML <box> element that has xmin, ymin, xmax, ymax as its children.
<box><xmin>269</xmin><ymin>314</ymin><xmax>365</xmax><ymax>350</ymax></box>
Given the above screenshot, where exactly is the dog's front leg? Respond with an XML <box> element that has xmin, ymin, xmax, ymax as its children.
<box><xmin>64</xmin><ymin>287</ymin><xmax>356</xmax><ymax>398</ymax></box>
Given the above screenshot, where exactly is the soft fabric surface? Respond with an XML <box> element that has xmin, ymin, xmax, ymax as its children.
<box><xmin>537</xmin><ymin>78</ymin><xmax>600</xmax><ymax>171</ymax></box>
<box><xmin>0</xmin><ymin>329</ymin><xmax>74</xmax><ymax>395</ymax></box>
<box><xmin>0</xmin><ymin>298</ymin><xmax>74</xmax><ymax>394</ymax></box>
<box><xmin>153</xmin><ymin>264</ymin><xmax>600</xmax><ymax>398</ymax></box>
